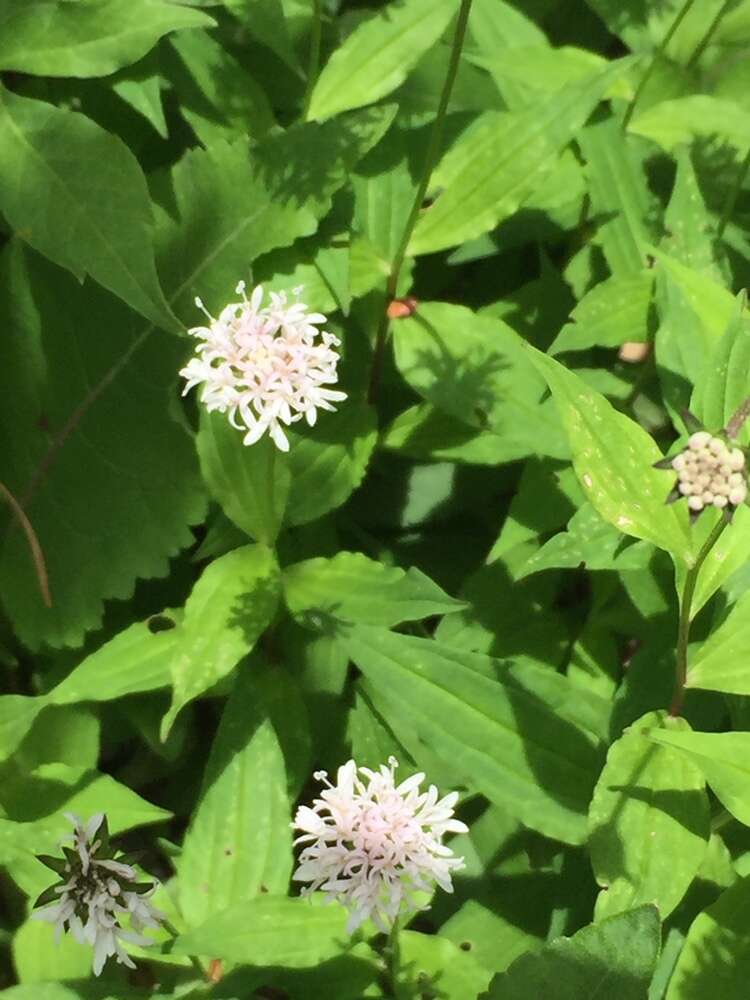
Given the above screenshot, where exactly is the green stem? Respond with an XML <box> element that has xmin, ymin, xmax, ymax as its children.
<box><xmin>717</xmin><ymin>144</ymin><xmax>750</xmax><ymax>239</ymax></box>
<box><xmin>669</xmin><ymin>513</ymin><xmax>730</xmax><ymax>717</ymax></box>
<box><xmin>685</xmin><ymin>0</ymin><xmax>733</xmax><ymax>69</ymax></box>
<box><xmin>163</xmin><ymin>918</ymin><xmax>205</xmax><ymax>978</ymax></box>
<box><xmin>622</xmin><ymin>0</ymin><xmax>697</xmax><ymax>131</ymax></box>
<box><xmin>384</xmin><ymin>918</ymin><xmax>401</xmax><ymax>996</ymax></box>
<box><xmin>302</xmin><ymin>0</ymin><xmax>323</xmax><ymax>120</ymax></box>
<box><xmin>367</xmin><ymin>0</ymin><xmax>474</xmax><ymax>404</ymax></box>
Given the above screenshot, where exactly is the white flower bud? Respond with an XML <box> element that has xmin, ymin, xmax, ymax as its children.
<box><xmin>709</xmin><ymin>436</ymin><xmax>727</xmax><ymax>455</ymax></box>
<box><xmin>688</xmin><ymin>495</ymin><xmax>705</xmax><ymax>511</ymax></box>
<box><xmin>689</xmin><ymin>431</ymin><xmax>711</xmax><ymax>450</ymax></box>
<box><xmin>730</xmin><ymin>472</ymin><xmax>745</xmax><ymax>487</ymax></box>
<box><xmin>672</xmin><ymin>453</ymin><xmax>686</xmax><ymax>471</ymax></box>
<box><xmin>729</xmin><ymin>448</ymin><xmax>745</xmax><ymax>472</ymax></box>
<box><xmin>730</xmin><ymin>485</ymin><xmax>748</xmax><ymax>505</ymax></box>
<box><xmin>714</xmin><ymin>494</ymin><xmax>729</xmax><ymax>508</ymax></box>
<box><xmin>679</xmin><ymin>482</ymin><xmax>693</xmax><ymax>495</ymax></box>
<box><xmin>702</xmin><ymin>491</ymin><xmax>715</xmax><ymax>504</ymax></box>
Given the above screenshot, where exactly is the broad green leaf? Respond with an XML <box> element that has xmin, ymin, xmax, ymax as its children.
<box><xmin>0</xmin><ymin>87</ymin><xmax>177</xmax><ymax>331</ymax></box>
<box><xmin>196</xmin><ymin>411</ymin><xmax>291</xmax><ymax>545</ymax></box>
<box><xmin>383</xmin><ymin>403</ymin><xmax>516</xmax><ymax>465</ymax></box>
<box><xmin>469</xmin><ymin>0</ymin><xmax>547</xmax><ymax>55</ymax></box>
<box><xmin>0</xmin><ymin>615</ymin><xmax>179</xmax><ymax>763</ymax></box>
<box><xmin>178</xmin><ymin>664</ymin><xmax>292</xmax><ymax>928</ymax></box>
<box><xmin>341</xmin><ymin>625</ymin><xmax>606</xmax><ymax>845</ymax></box>
<box><xmin>0</xmin><ymin>243</ymin><xmax>206</xmax><ymax>649</ymax></box>
<box><xmin>161</xmin><ymin>544</ymin><xmax>280</xmax><ymax>738</ymax></box>
<box><xmin>661</xmin><ymin>148</ymin><xmax>722</xmax><ymax>279</ymax></box>
<box><xmin>393</xmin><ymin>302</ymin><xmax>568</xmax><ymax>462</ymax></box>
<box><xmin>687</xmin><ymin>589</ymin><xmax>750</xmax><ymax>694</ymax></box>
<box><xmin>440</xmin><ymin>900</ymin><xmax>542</xmax><ymax>976</ymax></box>
<box><xmin>409</xmin><ymin>60</ymin><xmax>632</xmax><ymax>255</ymax></box>
<box><xmin>222</xmin><ymin>0</ymin><xmax>301</xmax><ymax>73</ymax></box>
<box><xmin>526</xmin><ymin>346</ymin><xmax>692</xmax><ymax>563</ymax></box>
<box><xmin>112</xmin><ymin>59</ymin><xmax>168</xmax><ymax>138</ymax></box>
<box><xmin>12</xmin><ymin>917</ymin><xmax>90</xmax><ymax>983</ymax></box>
<box><xmin>649</xmin><ymin>730</ymin><xmax>750</xmax><ymax>827</ymax></box>
<box><xmin>307</xmin><ymin>0</ymin><xmax>457</xmax><ymax>122</ymax></box>
<box><xmin>0</xmin><ymin>0</ymin><xmax>213</xmax><ymax>78</ymax></box>
<box><xmin>588</xmin><ymin>711</ymin><xmax>709</xmax><ymax>921</ymax></box>
<box><xmin>283</xmin><ymin>551</ymin><xmax>465</xmax><ymax>627</ymax></box>
<box><xmin>551</xmin><ymin>272</ymin><xmax>654</xmax><ymax>354</ymax></box>
<box><xmin>395</xmin><ymin>931</ymin><xmax>492</xmax><ymax>999</ymax></box>
<box><xmin>654</xmin><ymin>250</ymin><xmax>736</xmax><ymax>348</ymax></box>
<box><xmin>484</xmin><ymin>905</ymin><xmax>661</xmax><ymax>999</ymax></box>
<box><xmin>173</xmin><ymin>895</ymin><xmax>349</xmax><ymax>967</ymax></box>
<box><xmin>15</xmin><ymin>705</ymin><xmax>99</xmax><ymax>772</ymax></box>
<box><xmin>155</xmin><ymin>106</ymin><xmax>394</xmax><ymax>323</ymax></box>
<box><xmin>578</xmin><ymin>118</ymin><xmax>657</xmax><ymax>277</ymax></box>
<box><xmin>666</xmin><ymin>876</ymin><xmax>750</xmax><ymax>1000</ymax></box>
<box><xmin>285</xmin><ymin>402</ymin><xmax>378</xmax><ymax>526</ymax></box>
<box><xmin>692</xmin><ymin>295</ymin><xmax>750</xmax><ymax>443</ymax></box>
<box><xmin>629</xmin><ymin>96</ymin><xmax>750</xmax><ymax>155</ymax></box>
<box><xmin>519</xmin><ymin>503</ymin><xmax>653</xmax><ymax>577</ymax></box>
<box><xmin>166</xmin><ymin>29</ymin><xmax>275</xmax><ymax>146</ymax></box>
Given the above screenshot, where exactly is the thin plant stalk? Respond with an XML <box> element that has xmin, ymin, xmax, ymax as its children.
<box><xmin>384</xmin><ymin>917</ymin><xmax>401</xmax><ymax>996</ymax></box>
<box><xmin>367</xmin><ymin>0</ymin><xmax>474</xmax><ymax>403</ymax></box>
<box><xmin>163</xmin><ymin>918</ymin><xmax>206</xmax><ymax>978</ymax></box>
<box><xmin>718</xmin><ymin>144</ymin><xmax>750</xmax><ymax>240</ymax></box>
<box><xmin>0</xmin><ymin>479</ymin><xmax>51</xmax><ymax>607</ymax></box>
<box><xmin>669</xmin><ymin>513</ymin><xmax>729</xmax><ymax>716</ymax></box>
<box><xmin>302</xmin><ymin>0</ymin><xmax>323</xmax><ymax>120</ymax></box>
<box><xmin>622</xmin><ymin>0</ymin><xmax>697</xmax><ymax>131</ymax></box>
<box><xmin>685</xmin><ymin>0</ymin><xmax>733</xmax><ymax>69</ymax></box>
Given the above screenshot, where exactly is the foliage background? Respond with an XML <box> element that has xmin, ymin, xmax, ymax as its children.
<box><xmin>3</xmin><ymin>0</ymin><xmax>750</xmax><ymax>996</ymax></box>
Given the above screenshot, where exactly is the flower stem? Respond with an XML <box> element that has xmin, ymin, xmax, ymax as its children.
<box><xmin>669</xmin><ymin>513</ymin><xmax>730</xmax><ymax>717</ymax></box>
<box><xmin>622</xmin><ymin>0</ymin><xmax>697</xmax><ymax>131</ymax></box>
<box><xmin>384</xmin><ymin>918</ymin><xmax>401</xmax><ymax>996</ymax></box>
<box><xmin>685</xmin><ymin>0</ymin><xmax>733</xmax><ymax>68</ymax></box>
<box><xmin>717</xmin><ymin>144</ymin><xmax>750</xmax><ymax>240</ymax></box>
<box><xmin>163</xmin><ymin>918</ymin><xmax>205</xmax><ymax>978</ymax></box>
<box><xmin>302</xmin><ymin>0</ymin><xmax>323</xmax><ymax>120</ymax></box>
<box><xmin>367</xmin><ymin>0</ymin><xmax>474</xmax><ymax>404</ymax></box>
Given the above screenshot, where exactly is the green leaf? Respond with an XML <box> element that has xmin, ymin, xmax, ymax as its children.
<box><xmin>0</xmin><ymin>87</ymin><xmax>177</xmax><ymax>331</ymax></box>
<box><xmin>307</xmin><ymin>0</ymin><xmax>457</xmax><ymax>122</ymax></box>
<box><xmin>341</xmin><ymin>625</ymin><xmax>605</xmax><ymax>845</ymax></box>
<box><xmin>222</xmin><ymin>0</ymin><xmax>301</xmax><ymax>73</ymax></box>
<box><xmin>526</xmin><ymin>345</ymin><xmax>692</xmax><ymax>563</ymax></box>
<box><xmin>666</xmin><ymin>876</ymin><xmax>750</xmax><ymax>1000</ymax></box>
<box><xmin>161</xmin><ymin>544</ymin><xmax>280</xmax><ymax>739</ymax></box>
<box><xmin>382</xmin><ymin>403</ymin><xmax>516</xmax><ymax>465</ymax></box>
<box><xmin>166</xmin><ymin>29</ymin><xmax>275</xmax><ymax>146</ymax></box>
<box><xmin>0</xmin><ymin>243</ymin><xmax>206</xmax><ymax>650</ymax></box>
<box><xmin>0</xmin><ymin>0</ymin><xmax>213</xmax><ymax>78</ymax></box>
<box><xmin>484</xmin><ymin>905</ymin><xmax>661</xmax><ymax>999</ymax></box>
<box><xmin>196</xmin><ymin>411</ymin><xmax>291</xmax><ymax>546</ymax></box>
<box><xmin>588</xmin><ymin>711</ymin><xmax>709</xmax><ymax>921</ymax></box>
<box><xmin>155</xmin><ymin>105</ymin><xmax>394</xmax><ymax>323</ymax></box>
<box><xmin>692</xmin><ymin>294</ymin><xmax>750</xmax><ymax>442</ymax></box>
<box><xmin>178</xmin><ymin>663</ymin><xmax>292</xmax><ymax>928</ymax></box>
<box><xmin>172</xmin><ymin>895</ymin><xmax>349</xmax><ymax>967</ymax></box>
<box><xmin>578</xmin><ymin>118</ymin><xmax>657</xmax><ymax>277</ymax></box>
<box><xmin>629</xmin><ymin>95</ymin><xmax>750</xmax><ymax>155</ymax></box>
<box><xmin>649</xmin><ymin>729</ymin><xmax>750</xmax><ymax>827</ymax></box>
<box><xmin>519</xmin><ymin>503</ymin><xmax>653</xmax><ymax>577</ymax></box>
<box><xmin>687</xmin><ymin>589</ymin><xmax>750</xmax><ymax>694</ymax></box>
<box><xmin>285</xmin><ymin>402</ymin><xmax>378</xmax><ymax>526</ymax></box>
<box><xmin>393</xmin><ymin>302</ymin><xmax>568</xmax><ymax>462</ymax></box>
<box><xmin>550</xmin><ymin>272</ymin><xmax>654</xmax><ymax>354</ymax></box>
<box><xmin>283</xmin><ymin>551</ymin><xmax>465</xmax><ymax>627</ymax></box>
<box><xmin>395</xmin><ymin>931</ymin><xmax>492</xmax><ymax>1000</ymax></box>
<box><xmin>409</xmin><ymin>60</ymin><xmax>632</xmax><ymax>255</ymax></box>
<box><xmin>12</xmin><ymin>917</ymin><xmax>90</xmax><ymax>984</ymax></box>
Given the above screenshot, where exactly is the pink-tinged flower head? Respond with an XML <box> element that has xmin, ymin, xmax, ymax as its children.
<box><xmin>180</xmin><ymin>283</ymin><xmax>346</xmax><ymax>452</ymax></box>
<box><xmin>292</xmin><ymin>757</ymin><xmax>467</xmax><ymax>933</ymax></box>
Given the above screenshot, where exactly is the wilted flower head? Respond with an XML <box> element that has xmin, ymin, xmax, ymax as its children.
<box><xmin>33</xmin><ymin>813</ymin><xmax>164</xmax><ymax>977</ymax></box>
<box><xmin>292</xmin><ymin>757</ymin><xmax>467</xmax><ymax>933</ymax></box>
<box><xmin>659</xmin><ymin>431</ymin><xmax>747</xmax><ymax>514</ymax></box>
<box><xmin>180</xmin><ymin>282</ymin><xmax>346</xmax><ymax>452</ymax></box>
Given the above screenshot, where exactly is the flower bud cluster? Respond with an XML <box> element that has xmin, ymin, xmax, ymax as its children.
<box><xmin>672</xmin><ymin>432</ymin><xmax>747</xmax><ymax>513</ymax></box>
<box><xmin>33</xmin><ymin>814</ymin><xmax>164</xmax><ymax>976</ymax></box>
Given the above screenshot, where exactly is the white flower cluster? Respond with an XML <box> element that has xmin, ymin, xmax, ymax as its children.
<box><xmin>33</xmin><ymin>814</ymin><xmax>164</xmax><ymax>977</ymax></box>
<box><xmin>180</xmin><ymin>283</ymin><xmax>347</xmax><ymax>452</ymax></box>
<box><xmin>292</xmin><ymin>757</ymin><xmax>467</xmax><ymax>933</ymax></box>
<box><xmin>672</xmin><ymin>431</ymin><xmax>747</xmax><ymax>512</ymax></box>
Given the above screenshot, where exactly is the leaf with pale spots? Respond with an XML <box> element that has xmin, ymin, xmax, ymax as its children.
<box><xmin>526</xmin><ymin>346</ymin><xmax>692</xmax><ymax>564</ymax></box>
